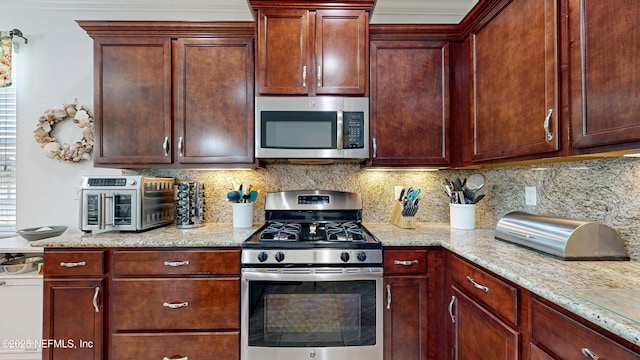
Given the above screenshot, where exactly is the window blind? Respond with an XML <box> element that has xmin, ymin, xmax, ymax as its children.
<box><xmin>0</xmin><ymin>81</ymin><xmax>17</xmax><ymax>233</ymax></box>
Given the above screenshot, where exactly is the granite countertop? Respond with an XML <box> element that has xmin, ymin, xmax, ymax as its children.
<box><xmin>28</xmin><ymin>222</ymin><xmax>640</xmax><ymax>348</ymax></box>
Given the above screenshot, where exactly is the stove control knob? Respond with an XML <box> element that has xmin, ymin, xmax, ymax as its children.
<box><xmin>275</xmin><ymin>251</ymin><xmax>285</xmax><ymax>262</ymax></box>
<box><xmin>357</xmin><ymin>251</ymin><xmax>367</xmax><ymax>262</ymax></box>
<box><xmin>257</xmin><ymin>252</ymin><xmax>268</xmax><ymax>263</ymax></box>
<box><xmin>340</xmin><ymin>252</ymin><xmax>350</xmax><ymax>263</ymax></box>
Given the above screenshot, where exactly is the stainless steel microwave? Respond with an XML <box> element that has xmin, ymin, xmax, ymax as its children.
<box><xmin>255</xmin><ymin>96</ymin><xmax>369</xmax><ymax>159</ymax></box>
<box><xmin>79</xmin><ymin>176</ymin><xmax>175</xmax><ymax>232</ymax></box>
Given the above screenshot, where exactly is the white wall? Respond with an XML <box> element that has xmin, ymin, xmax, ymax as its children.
<box><xmin>0</xmin><ymin>2</ymin><xmax>253</xmax><ymax>234</ymax></box>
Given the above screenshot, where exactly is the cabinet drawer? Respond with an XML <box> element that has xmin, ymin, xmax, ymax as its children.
<box><xmin>531</xmin><ymin>299</ymin><xmax>640</xmax><ymax>360</ymax></box>
<box><xmin>111</xmin><ymin>332</ymin><xmax>239</xmax><ymax>360</ymax></box>
<box><xmin>112</xmin><ymin>249</ymin><xmax>240</xmax><ymax>275</ymax></box>
<box><xmin>44</xmin><ymin>250</ymin><xmax>105</xmax><ymax>276</ymax></box>
<box><xmin>384</xmin><ymin>249</ymin><xmax>427</xmax><ymax>274</ymax></box>
<box><xmin>450</xmin><ymin>255</ymin><xmax>518</xmax><ymax>325</ymax></box>
<box><xmin>111</xmin><ymin>278</ymin><xmax>239</xmax><ymax>331</ymax></box>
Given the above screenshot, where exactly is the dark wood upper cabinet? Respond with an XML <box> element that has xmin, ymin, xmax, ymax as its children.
<box><xmin>78</xmin><ymin>21</ymin><xmax>255</xmax><ymax>168</ymax></box>
<box><xmin>370</xmin><ymin>40</ymin><xmax>450</xmax><ymax>166</ymax></box>
<box><xmin>568</xmin><ymin>0</ymin><xmax>640</xmax><ymax>152</ymax></box>
<box><xmin>252</xmin><ymin>1</ymin><xmax>372</xmax><ymax>96</ymax></box>
<box><xmin>93</xmin><ymin>37</ymin><xmax>173</xmax><ymax>166</ymax></box>
<box><xmin>174</xmin><ymin>38</ymin><xmax>254</xmax><ymax>164</ymax></box>
<box><xmin>468</xmin><ymin>0</ymin><xmax>559</xmax><ymax>163</ymax></box>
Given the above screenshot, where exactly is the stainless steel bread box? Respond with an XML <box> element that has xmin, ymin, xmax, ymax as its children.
<box><xmin>495</xmin><ymin>212</ymin><xmax>629</xmax><ymax>260</ymax></box>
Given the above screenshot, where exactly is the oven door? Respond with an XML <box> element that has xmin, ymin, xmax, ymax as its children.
<box><xmin>241</xmin><ymin>267</ymin><xmax>383</xmax><ymax>360</ymax></box>
<box><xmin>80</xmin><ymin>189</ymin><xmax>138</xmax><ymax>232</ymax></box>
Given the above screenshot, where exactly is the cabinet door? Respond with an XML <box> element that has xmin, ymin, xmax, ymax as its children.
<box><xmin>42</xmin><ymin>279</ymin><xmax>104</xmax><ymax>360</ymax></box>
<box><xmin>384</xmin><ymin>276</ymin><xmax>428</xmax><ymax>360</ymax></box>
<box><xmin>470</xmin><ymin>0</ymin><xmax>558</xmax><ymax>162</ymax></box>
<box><xmin>93</xmin><ymin>37</ymin><xmax>172</xmax><ymax>165</ymax></box>
<box><xmin>370</xmin><ymin>41</ymin><xmax>450</xmax><ymax>166</ymax></box>
<box><xmin>174</xmin><ymin>38</ymin><xmax>254</xmax><ymax>164</ymax></box>
<box><xmin>451</xmin><ymin>286</ymin><xmax>519</xmax><ymax>360</ymax></box>
<box><xmin>257</xmin><ymin>9</ymin><xmax>311</xmax><ymax>95</ymax></box>
<box><xmin>569</xmin><ymin>0</ymin><xmax>640</xmax><ymax>150</ymax></box>
<box><xmin>315</xmin><ymin>10</ymin><xmax>368</xmax><ymax>95</ymax></box>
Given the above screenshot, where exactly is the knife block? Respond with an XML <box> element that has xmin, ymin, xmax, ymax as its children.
<box><xmin>390</xmin><ymin>201</ymin><xmax>416</xmax><ymax>229</ymax></box>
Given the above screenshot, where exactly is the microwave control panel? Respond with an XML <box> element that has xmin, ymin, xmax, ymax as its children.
<box><xmin>344</xmin><ymin>112</ymin><xmax>365</xmax><ymax>149</ymax></box>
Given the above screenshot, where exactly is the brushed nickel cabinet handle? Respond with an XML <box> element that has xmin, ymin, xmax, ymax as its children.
<box><xmin>163</xmin><ymin>356</ymin><xmax>189</xmax><ymax>360</ymax></box>
<box><xmin>163</xmin><ymin>136</ymin><xmax>170</xmax><ymax>156</ymax></box>
<box><xmin>466</xmin><ymin>276</ymin><xmax>489</xmax><ymax>292</ymax></box>
<box><xmin>581</xmin><ymin>348</ymin><xmax>599</xmax><ymax>360</ymax></box>
<box><xmin>163</xmin><ymin>301</ymin><xmax>189</xmax><ymax>309</ymax></box>
<box><xmin>386</xmin><ymin>284</ymin><xmax>392</xmax><ymax>310</ymax></box>
<box><xmin>544</xmin><ymin>108</ymin><xmax>553</xmax><ymax>141</ymax></box>
<box><xmin>317</xmin><ymin>65</ymin><xmax>322</xmax><ymax>87</ymax></box>
<box><xmin>60</xmin><ymin>261</ymin><xmax>86</xmax><ymax>268</ymax></box>
<box><xmin>302</xmin><ymin>65</ymin><xmax>307</xmax><ymax>87</ymax></box>
<box><xmin>164</xmin><ymin>260</ymin><xmax>189</xmax><ymax>267</ymax></box>
<box><xmin>92</xmin><ymin>287</ymin><xmax>100</xmax><ymax>313</ymax></box>
<box><xmin>448</xmin><ymin>295</ymin><xmax>456</xmax><ymax>323</ymax></box>
<box><xmin>372</xmin><ymin>138</ymin><xmax>377</xmax><ymax>158</ymax></box>
<box><xmin>178</xmin><ymin>136</ymin><xmax>184</xmax><ymax>157</ymax></box>
<box><xmin>394</xmin><ymin>260</ymin><xmax>419</xmax><ymax>266</ymax></box>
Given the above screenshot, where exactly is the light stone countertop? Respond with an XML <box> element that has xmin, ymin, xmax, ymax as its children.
<box><xmin>29</xmin><ymin>222</ymin><xmax>640</xmax><ymax>348</ymax></box>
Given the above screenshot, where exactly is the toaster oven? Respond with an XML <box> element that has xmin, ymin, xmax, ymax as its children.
<box><xmin>79</xmin><ymin>176</ymin><xmax>175</xmax><ymax>232</ymax></box>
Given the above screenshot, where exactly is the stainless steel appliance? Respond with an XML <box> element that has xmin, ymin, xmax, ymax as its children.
<box><xmin>495</xmin><ymin>211</ymin><xmax>629</xmax><ymax>260</ymax></box>
<box><xmin>241</xmin><ymin>190</ymin><xmax>383</xmax><ymax>360</ymax></box>
<box><xmin>79</xmin><ymin>176</ymin><xmax>175</xmax><ymax>232</ymax></box>
<box><xmin>255</xmin><ymin>96</ymin><xmax>369</xmax><ymax>159</ymax></box>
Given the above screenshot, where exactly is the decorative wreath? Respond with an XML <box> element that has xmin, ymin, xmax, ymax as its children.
<box><xmin>33</xmin><ymin>100</ymin><xmax>94</xmax><ymax>162</ymax></box>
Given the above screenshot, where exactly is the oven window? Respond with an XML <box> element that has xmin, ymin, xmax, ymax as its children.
<box><xmin>261</xmin><ymin>111</ymin><xmax>337</xmax><ymax>149</ymax></box>
<box><xmin>248</xmin><ymin>280</ymin><xmax>376</xmax><ymax>347</ymax></box>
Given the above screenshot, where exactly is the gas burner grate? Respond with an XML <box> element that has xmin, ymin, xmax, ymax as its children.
<box><xmin>325</xmin><ymin>222</ymin><xmax>366</xmax><ymax>242</ymax></box>
<box><xmin>259</xmin><ymin>222</ymin><xmax>302</xmax><ymax>242</ymax></box>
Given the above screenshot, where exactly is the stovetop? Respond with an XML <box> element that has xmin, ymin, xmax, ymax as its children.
<box><xmin>241</xmin><ymin>190</ymin><xmax>382</xmax><ymax>266</ymax></box>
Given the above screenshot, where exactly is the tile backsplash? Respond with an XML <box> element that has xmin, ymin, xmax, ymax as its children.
<box><xmin>131</xmin><ymin>157</ymin><xmax>640</xmax><ymax>260</ymax></box>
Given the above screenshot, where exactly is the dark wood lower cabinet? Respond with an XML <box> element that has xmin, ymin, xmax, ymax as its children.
<box><xmin>384</xmin><ymin>276</ymin><xmax>429</xmax><ymax>360</ymax></box>
<box><xmin>42</xmin><ymin>279</ymin><xmax>104</xmax><ymax>360</ymax></box>
<box><xmin>111</xmin><ymin>332</ymin><xmax>239</xmax><ymax>360</ymax></box>
<box><xmin>451</xmin><ymin>286</ymin><xmax>519</xmax><ymax>360</ymax></box>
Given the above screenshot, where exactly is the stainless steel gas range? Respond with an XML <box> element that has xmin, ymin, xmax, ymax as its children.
<box><xmin>241</xmin><ymin>190</ymin><xmax>383</xmax><ymax>360</ymax></box>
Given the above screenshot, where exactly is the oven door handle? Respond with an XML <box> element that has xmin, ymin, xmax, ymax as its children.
<box><xmin>241</xmin><ymin>269</ymin><xmax>383</xmax><ymax>282</ymax></box>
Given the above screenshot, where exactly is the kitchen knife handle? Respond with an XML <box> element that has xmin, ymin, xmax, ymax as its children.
<box><xmin>164</xmin><ymin>260</ymin><xmax>190</xmax><ymax>267</ymax></box>
<box><xmin>448</xmin><ymin>295</ymin><xmax>456</xmax><ymax>323</ymax></box>
<box><xmin>163</xmin><ymin>301</ymin><xmax>189</xmax><ymax>309</ymax></box>
<box><xmin>302</xmin><ymin>65</ymin><xmax>307</xmax><ymax>87</ymax></box>
<box><xmin>92</xmin><ymin>287</ymin><xmax>100</xmax><ymax>313</ymax></box>
<box><xmin>466</xmin><ymin>276</ymin><xmax>489</xmax><ymax>292</ymax></box>
<box><xmin>581</xmin><ymin>348</ymin><xmax>599</xmax><ymax>360</ymax></box>
<box><xmin>178</xmin><ymin>136</ymin><xmax>184</xmax><ymax>157</ymax></box>
<box><xmin>163</xmin><ymin>356</ymin><xmax>189</xmax><ymax>360</ymax></box>
<box><xmin>163</xmin><ymin>136</ymin><xmax>170</xmax><ymax>156</ymax></box>
<box><xmin>60</xmin><ymin>261</ymin><xmax>86</xmax><ymax>268</ymax></box>
<box><xmin>394</xmin><ymin>260</ymin><xmax>419</xmax><ymax>266</ymax></box>
<box><xmin>543</xmin><ymin>108</ymin><xmax>553</xmax><ymax>141</ymax></box>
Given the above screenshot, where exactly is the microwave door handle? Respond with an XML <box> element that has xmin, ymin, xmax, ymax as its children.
<box><xmin>337</xmin><ymin>110</ymin><xmax>344</xmax><ymax>150</ymax></box>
